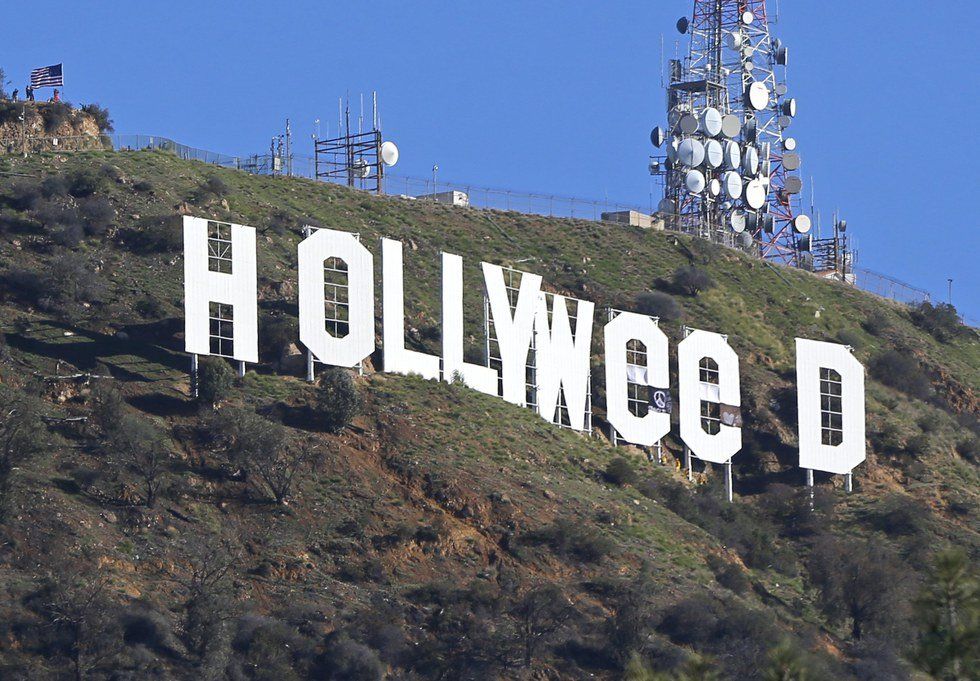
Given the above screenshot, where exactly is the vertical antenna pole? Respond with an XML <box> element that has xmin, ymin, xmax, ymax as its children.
<box><xmin>724</xmin><ymin>461</ymin><xmax>733</xmax><ymax>502</ymax></box>
<box><xmin>190</xmin><ymin>354</ymin><xmax>199</xmax><ymax>398</ymax></box>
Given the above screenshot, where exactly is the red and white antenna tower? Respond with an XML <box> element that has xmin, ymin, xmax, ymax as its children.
<box><xmin>650</xmin><ymin>0</ymin><xmax>818</xmax><ymax>267</ymax></box>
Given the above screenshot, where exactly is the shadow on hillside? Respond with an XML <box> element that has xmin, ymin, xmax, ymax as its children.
<box><xmin>127</xmin><ymin>392</ymin><xmax>195</xmax><ymax>417</ymax></box>
<box><xmin>5</xmin><ymin>320</ymin><xmax>186</xmax><ymax>381</ymax></box>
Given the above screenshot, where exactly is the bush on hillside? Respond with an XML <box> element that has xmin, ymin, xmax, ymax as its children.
<box><xmin>259</xmin><ymin>313</ymin><xmax>296</xmax><ymax>365</ymax></box>
<box><xmin>197</xmin><ymin>357</ymin><xmax>235</xmax><ymax>406</ymax></box>
<box><xmin>40</xmin><ymin>175</ymin><xmax>70</xmax><ymax>198</ymax></box>
<box><xmin>671</xmin><ymin>265</ymin><xmax>714</xmax><ymax>296</ymax></box>
<box><xmin>862</xmin><ymin>310</ymin><xmax>891</xmax><ymax>337</ymax></box>
<box><xmin>78</xmin><ymin>196</ymin><xmax>114</xmax><ymax>236</ymax></box>
<box><xmin>200</xmin><ymin>176</ymin><xmax>229</xmax><ymax>199</ymax></box>
<box><xmin>603</xmin><ymin>457</ymin><xmax>638</xmax><ymax>487</ymax></box>
<box><xmin>522</xmin><ymin>519</ymin><xmax>615</xmax><ymax>563</ymax></box>
<box><xmin>870</xmin><ymin>350</ymin><xmax>932</xmax><ymax>399</ymax></box>
<box><xmin>68</xmin><ymin>168</ymin><xmax>106</xmax><ymax>198</ymax></box>
<box><xmin>314</xmin><ymin>368</ymin><xmax>362</xmax><ymax>433</ymax></box>
<box><xmin>6</xmin><ymin>180</ymin><xmax>42</xmax><ymax>211</ymax></box>
<box><xmin>80</xmin><ymin>103</ymin><xmax>113</xmax><ymax>133</ymax></box>
<box><xmin>634</xmin><ymin>291</ymin><xmax>682</xmax><ymax>321</ymax></box>
<box><xmin>909</xmin><ymin>302</ymin><xmax>963</xmax><ymax>342</ymax></box>
<box><xmin>836</xmin><ymin>328</ymin><xmax>863</xmax><ymax>349</ymax></box>
<box><xmin>2</xmin><ymin>255</ymin><xmax>105</xmax><ymax>314</ymax></box>
<box><xmin>40</xmin><ymin>102</ymin><xmax>72</xmax><ymax>133</ymax></box>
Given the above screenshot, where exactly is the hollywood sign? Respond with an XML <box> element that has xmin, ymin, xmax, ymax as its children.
<box><xmin>182</xmin><ymin>216</ymin><xmax>865</xmax><ymax>481</ymax></box>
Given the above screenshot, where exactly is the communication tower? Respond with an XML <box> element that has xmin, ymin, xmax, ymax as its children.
<box><xmin>315</xmin><ymin>92</ymin><xmax>399</xmax><ymax>195</ymax></box>
<box><xmin>649</xmin><ymin>1</ymin><xmax>846</xmax><ymax>271</ymax></box>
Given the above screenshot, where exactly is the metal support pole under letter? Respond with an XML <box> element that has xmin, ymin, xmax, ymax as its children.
<box><xmin>724</xmin><ymin>461</ymin><xmax>733</xmax><ymax>503</ymax></box>
<box><xmin>237</xmin><ymin>361</ymin><xmax>246</xmax><ymax>378</ymax></box>
<box><xmin>684</xmin><ymin>446</ymin><xmax>692</xmax><ymax>481</ymax></box>
<box><xmin>190</xmin><ymin>354</ymin><xmax>199</xmax><ymax>399</ymax></box>
<box><xmin>306</xmin><ymin>349</ymin><xmax>315</xmax><ymax>382</ymax></box>
<box><xmin>805</xmin><ymin>468</ymin><xmax>814</xmax><ymax>509</ymax></box>
<box><xmin>845</xmin><ymin>473</ymin><xmax>853</xmax><ymax>493</ymax></box>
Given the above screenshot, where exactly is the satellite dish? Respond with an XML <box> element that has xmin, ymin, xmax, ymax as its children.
<box><xmin>740</xmin><ymin>231</ymin><xmax>755</xmax><ymax>248</ymax></box>
<box><xmin>708</xmin><ymin>178</ymin><xmax>722</xmax><ymax>196</ymax></box>
<box><xmin>746</xmin><ymin>82</ymin><xmax>770</xmax><ymax>110</ymax></box>
<box><xmin>730</xmin><ymin>210</ymin><xmax>747</xmax><ymax>233</ymax></box>
<box><xmin>774</xmin><ymin>83</ymin><xmax>788</xmax><ymax>96</ymax></box>
<box><xmin>353</xmin><ymin>158</ymin><xmax>371</xmax><ymax>178</ymax></box>
<box><xmin>679</xmin><ymin>114</ymin><xmax>699</xmax><ymax>134</ymax></box>
<box><xmin>667</xmin><ymin>139</ymin><xmax>679</xmax><ymax>162</ymax></box>
<box><xmin>704</xmin><ymin>139</ymin><xmax>724</xmax><ymax>168</ymax></box>
<box><xmin>837</xmin><ymin>219</ymin><xmax>848</xmax><ymax>232</ymax></box>
<box><xmin>741</xmin><ymin>45</ymin><xmax>755</xmax><ymax>61</ymax></box>
<box><xmin>685</xmin><ymin>169</ymin><xmax>706</xmax><ymax>194</ymax></box>
<box><xmin>650</xmin><ymin>126</ymin><xmax>667</xmax><ymax>148</ymax></box>
<box><xmin>743</xmin><ymin>61</ymin><xmax>755</xmax><ymax>73</ymax></box>
<box><xmin>741</xmin><ymin>10</ymin><xmax>755</xmax><ymax>24</ymax></box>
<box><xmin>380</xmin><ymin>141</ymin><xmax>400</xmax><ymax>167</ymax></box>
<box><xmin>783</xmin><ymin>137</ymin><xmax>797</xmax><ymax>151</ymax></box>
<box><xmin>658</xmin><ymin>198</ymin><xmax>676</xmax><ymax>214</ymax></box>
<box><xmin>762</xmin><ymin>214</ymin><xmax>775</xmax><ymax>233</ymax></box>
<box><xmin>747</xmin><ymin>212</ymin><xmax>759</xmax><ymax>231</ymax></box>
<box><xmin>793</xmin><ymin>214</ymin><xmax>813</xmax><ymax>234</ymax></box>
<box><xmin>784</xmin><ymin>176</ymin><xmax>804</xmax><ymax>194</ymax></box>
<box><xmin>782</xmin><ymin>152</ymin><xmax>801</xmax><ymax>171</ymax></box>
<box><xmin>721</xmin><ymin>114</ymin><xmax>741</xmax><ymax>138</ymax></box>
<box><xmin>744</xmin><ymin>179</ymin><xmax>767</xmax><ymax>209</ymax></box>
<box><xmin>727</xmin><ymin>32</ymin><xmax>743</xmax><ymax>50</ymax></box>
<box><xmin>743</xmin><ymin>145</ymin><xmax>760</xmax><ymax>175</ymax></box>
<box><xmin>678</xmin><ymin>138</ymin><xmax>706</xmax><ymax>167</ymax></box>
<box><xmin>776</xmin><ymin>46</ymin><xmax>790</xmax><ymax>66</ymax></box>
<box><xmin>721</xmin><ymin>201</ymin><xmax>733</xmax><ymax>211</ymax></box>
<box><xmin>723</xmin><ymin>140</ymin><xmax>741</xmax><ymax>169</ymax></box>
<box><xmin>700</xmin><ymin>108</ymin><xmax>723</xmax><ymax>137</ymax></box>
<box><xmin>782</xmin><ymin>98</ymin><xmax>797</xmax><ymax>117</ymax></box>
<box><xmin>760</xmin><ymin>142</ymin><xmax>772</xmax><ymax>175</ymax></box>
<box><xmin>677</xmin><ymin>16</ymin><xmax>690</xmax><ymax>34</ymax></box>
<box><xmin>799</xmin><ymin>234</ymin><xmax>812</xmax><ymax>251</ymax></box>
<box><xmin>743</xmin><ymin>118</ymin><xmax>758</xmax><ymax>143</ymax></box>
<box><xmin>778</xmin><ymin>115</ymin><xmax>793</xmax><ymax>129</ymax></box>
<box><xmin>721</xmin><ymin>171</ymin><xmax>743</xmax><ymax>199</ymax></box>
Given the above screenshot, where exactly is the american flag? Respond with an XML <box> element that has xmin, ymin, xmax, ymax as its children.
<box><xmin>30</xmin><ymin>64</ymin><xmax>64</xmax><ymax>89</ymax></box>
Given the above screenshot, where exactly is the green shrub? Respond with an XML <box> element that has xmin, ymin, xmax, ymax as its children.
<box><xmin>836</xmin><ymin>328</ymin><xmax>863</xmax><ymax>348</ymax></box>
<box><xmin>603</xmin><ymin>457</ymin><xmax>638</xmax><ymax>486</ymax></box>
<box><xmin>522</xmin><ymin>519</ymin><xmax>615</xmax><ymax>563</ymax></box>
<box><xmin>40</xmin><ymin>102</ymin><xmax>72</xmax><ymax>133</ymax></box>
<box><xmin>80</xmin><ymin>103</ymin><xmax>113</xmax><ymax>133</ymax></box>
<box><xmin>870</xmin><ymin>350</ymin><xmax>932</xmax><ymax>399</ymax></box>
<box><xmin>635</xmin><ymin>291</ymin><xmax>682</xmax><ymax>321</ymax></box>
<box><xmin>78</xmin><ymin>196</ymin><xmax>114</xmax><ymax>236</ymax></box>
<box><xmin>68</xmin><ymin>168</ymin><xmax>106</xmax><ymax>197</ymax></box>
<box><xmin>910</xmin><ymin>302</ymin><xmax>964</xmax><ymax>342</ymax></box>
<box><xmin>671</xmin><ymin>265</ymin><xmax>715</xmax><ymax>296</ymax></box>
<box><xmin>314</xmin><ymin>368</ymin><xmax>362</xmax><ymax>433</ymax></box>
<box><xmin>197</xmin><ymin>357</ymin><xmax>235</xmax><ymax>406</ymax></box>
<box><xmin>862</xmin><ymin>310</ymin><xmax>891</xmax><ymax>336</ymax></box>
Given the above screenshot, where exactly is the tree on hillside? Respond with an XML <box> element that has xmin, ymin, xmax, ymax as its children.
<box><xmin>807</xmin><ymin>535</ymin><xmax>912</xmax><ymax>641</ymax></box>
<box><xmin>0</xmin><ymin>384</ymin><xmax>46</xmax><ymax>520</ymax></box>
<box><xmin>672</xmin><ymin>266</ymin><xmax>715</xmax><ymax>296</ymax></box>
<box><xmin>510</xmin><ymin>584</ymin><xmax>575</xmax><ymax>667</ymax></box>
<box><xmin>212</xmin><ymin>407</ymin><xmax>313</xmax><ymax>504</ymax></box>
<box><xmin>911</xmin><ymin>549</ymin><xmax>980</xmax><ymax>680</ymax></box>
<box><xmin>314</xmin><ymin>368</ymin><xmax>362</xmax><ymax>433</ymax></box>
<box><xmin>197</xmin><ymin>357</ymin><xmax>234</xmax><ymax>407</ymax></box>
<box><xmin>106</xmin><ymin>412</ymin><xmax>170</xmax><ymax>507</ymax></box>
<box><xmin>635</xmin><ymin>291</ymin><xmax>682</xmax><ymax>321</ymax></box>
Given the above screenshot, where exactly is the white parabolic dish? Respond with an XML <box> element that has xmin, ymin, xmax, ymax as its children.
<box><xmin>721</xmin><ymin>171</ymin><xmax>743</xmax><ymax>199</ymax></box>
<box><xmin>743</xmin><ymin>146</ymin><xmax>760</xmax><ymax>175</ymax></box>
<box><xmin>747</xmin><ymin>81</ymin><xmax>769</xmax><ymax>110</ymax></box>
<box><xmin>723</xmin><ymin>140</ymin><xmax>741</xmax><ymax>169</ymax></box>
<box><xmin>381</xmin><ymin>141</ymin><xmax>399</xmax><ymax>167</ymax></box>
<box><xmin>685</xmin><ymin>169</ymin><xmax>706</xmax><ymax>194</ymax></box>
<box><xmin>704</xmin><ymin>139</ymin><xmax>724</xmax><ymax>168</ymax></box>
<box><xmin>709</xmin><ymin>178</ymin><xmax>722</xmax><ymax>196</ymax></box>
<box><xmin>794</xmin><ymin>214</ymin><xmax>813</xmax><ymax>233</ymax></box>
<box><xmin>744</xmin><ymin>179</ymin><xmax>767</xmax><ymax>210</ymax></box>
<box><xmin>701</xmin><ymin>107</ymin><xmax>723</xmax><ymax>137</ymax></box>
<box><xmin>678</xmin><ymin>138</ymin><xmax>706</xmax><ymax>167</ymax></box>
<box><xmin>730</xmin><ymin>210</ymin><xmax>747</xmax><ymax>233</ymax></box>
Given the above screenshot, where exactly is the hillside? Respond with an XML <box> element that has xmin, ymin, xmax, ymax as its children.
<box><xmin>0</xmin><ymin>149</ymin><xmax>977</xmax><ymax>680</ymax></box>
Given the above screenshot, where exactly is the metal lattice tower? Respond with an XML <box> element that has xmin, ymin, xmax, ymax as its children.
<box><xmin>650</xmin><ymin>0</ymin><xmax>817</xmax><ymax>267</ymax></box>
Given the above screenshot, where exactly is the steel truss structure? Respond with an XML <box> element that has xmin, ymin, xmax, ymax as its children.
<box><xmin>315</xmin><ymin>98</ymin><xmax>385</xmax><ymax>194</ymax></box>
<box><xmin>652</xmin><ymin>0</ymin><xmax>814</xmax><ymax>266</ymax></box>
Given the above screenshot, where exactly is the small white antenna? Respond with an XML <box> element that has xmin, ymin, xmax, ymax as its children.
<box><xmin>372</xmin><ymin>91</ymin><xmax>378</xmax><ymax>131</ymax></box>
<box><xmin>660</xmin><ymin>33</ymin><xmax>665</xmax><ymax>88</ymax></box>
<box><xmin>359</xmin><ymin>93</ymin><xmax>364</xmax><ymax>134</ymax></box>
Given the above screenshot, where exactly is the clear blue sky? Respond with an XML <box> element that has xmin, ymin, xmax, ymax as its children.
<box><xmin>4</xmin><ymin>1</ymin><xmax>978</xmax><ymax>319</ymax></box>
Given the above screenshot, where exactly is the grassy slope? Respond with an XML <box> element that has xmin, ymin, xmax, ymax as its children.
<box><xmin>0</xmin><ymin>149</ymin><xmax>977</xmax><ymax>678</ymax></box>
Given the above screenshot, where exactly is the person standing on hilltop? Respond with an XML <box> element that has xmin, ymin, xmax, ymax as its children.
<box><xmin>11</xmin><ymin>89</ymin><xmax>18</xmax><ymax>101</ymax></box>
<box><xmin>51</xmin><ymin>89</ymin><xmax>60</xmax><ymax>103</ymax></box>
<box><xmin>25</xmin><ymin>86</ymin><xmax>34</xmax><ymax>101</ymax></box>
